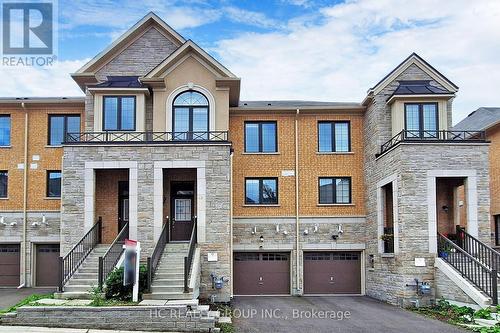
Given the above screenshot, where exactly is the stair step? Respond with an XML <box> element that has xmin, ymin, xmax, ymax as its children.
<box><xmin>151</xmin><ymin>285</ymin><xmax>185</xmax><ymax>293</ymax></box>
<box><xmin>56</xmin><ymin>292</ymin><xmax>92</xmax><ymax>300</ymax></box>
<box><xmin>142</xmin><ymin>292</ymin><xmax>193</xmax><ymax>300</ymax></box>
<box><xmin>63</xmin><ymin>285</ymin><xmax>94</xmax><ymax>293</ymax></box>
<box><xmin>153</xmin><ymin>278</ymin><xmax>185</xmax><ymax>283</ymax></box>
<box><xmin>67</xmin><ymin>278</ymin><xmax>98</xmax><ymax>285</ymax></box>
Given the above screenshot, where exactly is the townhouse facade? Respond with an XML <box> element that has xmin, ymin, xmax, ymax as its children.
<box><xmin>0</xmin><ymin>12</ymin><xmax>495</xmax><ymax>307</ymax></box>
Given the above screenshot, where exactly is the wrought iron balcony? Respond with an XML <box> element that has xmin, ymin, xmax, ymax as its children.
<box><xmin>378</xmin><ymin>130</ymin><xmax>487</xmax><ymax>156</ymax></box>
<box><xmin>64</xmin><ymin>131</ymin><xmax>229</xmax><ymax>144</ymax></box>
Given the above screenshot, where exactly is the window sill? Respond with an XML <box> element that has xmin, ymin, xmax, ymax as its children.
<box><xmin>317</xmin><ymin>203</ymin><xmax>355</xmax><ymax>207</ymax></box>
<box><xmin>381</xmin><ymin>253</ymin><xmax>395</xmax><ymax>258</ymax></box>
<box><xmin>44</xmin><ymin>197</ymin><xmax>61</xmax><ymax>200</ymax></box>
<box><xmin>242</xmin><ymin>152</ymin><xmax>280</xmax><ymax>155</ymax></box>
<box><xmin>45</xmin><ymin>145</ymin><xmax>63</xmax><ymax>148</ymax></box>
<box><xmin>0</xmin><ymin>197</ymin><xmax>8</xmax><ymax>200</ymax></box>
<box><xmin>316</xmin><ymin>151</ymin><xmax>354</xmax><ymax>155</ymax></box>
<box><xmin>243</xmin><ymin>204</ymin><xmax>280</xmax><ymax>207</ymax></box>
<box><xmin>0</xmin><ymin>146</ymin><xmax>12</xmax><ymax>149</ymax></box>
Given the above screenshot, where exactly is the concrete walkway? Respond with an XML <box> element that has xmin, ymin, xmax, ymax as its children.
<box><xmin>0</xmin><ymin>327</ymin><xmax>180</xmax><ymax>333</ymax></box>
<box><xmin>0</xmin><ymin>288</ymin><xmax>55</xmax><ymax>310</ymax></box>
<box><xmin>232</xmin><ymin>296</ymin><xmax>468</xmax><ymax>333</ymax></box>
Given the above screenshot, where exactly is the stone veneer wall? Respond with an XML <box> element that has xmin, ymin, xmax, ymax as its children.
<box><xmin>434</xmin><ymin>268</ymin><xmax>475</xmax><ymax>305</ymax></box>
<box><xmin>61</xmin><ymin>144</ymin><xmax>231</xmax><ymax>301</ymax></box>
<box><xmin>0</xmin><ymin>211</ymin><xmax>60</xmax><ymax>287</ymax></box>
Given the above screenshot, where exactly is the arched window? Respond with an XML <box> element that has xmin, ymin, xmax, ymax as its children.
<box><xmin>172</xmin><ymin>90</ymin><xmax>209</xmax><ymax>140</ymax></box>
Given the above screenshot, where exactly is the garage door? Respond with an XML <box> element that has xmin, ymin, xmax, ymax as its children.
<box><xmin>0</xmin><ymin>244</ymin><xmax>20</xmax><ymax>286</ymax></box>
<box><xmin>36</xmin><ymin>244</ymin><xmax>60</xmax><ymax>287</ymax></box>
<box><xmin>234</xmin><ymin>252</ymin><xmax>290</xmax><ymax>295</ymax></box>
<box><xmin>304</xmin><ymin>251</ymin><xmax>361</xmax><ymax>294</ymax></box>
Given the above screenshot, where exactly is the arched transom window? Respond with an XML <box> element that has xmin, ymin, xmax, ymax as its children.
<box><xmin>173</xmin><ymin>90</ymin><xmax>209</xmax><ymax>140</ymax></box>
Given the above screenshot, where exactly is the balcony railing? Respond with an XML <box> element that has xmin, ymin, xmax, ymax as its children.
<box><xmin>64</xmin><ymin>131</ymin><xmax>229</xmax><ymax>144</ymax></box>
<box><xmin>378</xmin><ymin>130</ymin><xmax>486</xmax><ymax>156</ymax></box>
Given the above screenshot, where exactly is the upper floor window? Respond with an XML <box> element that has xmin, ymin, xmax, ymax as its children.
<box><xmin>404</xmin><ymin>103</ymin><xmax>438</xmax><ymax>138</ymax></box>
<box><xmin>318</xmin><ymin>121</ymin><xmax>350</xmax><ymax>152</ymax></box>
<box><xmin>173</xmin><ymin>91</ymin><xmax>208</xmax><ymax>140</ymax></box>
<box><xmin>48</xmin><ymin>115</ymin><xmax>81</xmax><ymax>146</ymax></box>
<box><xmin>0</xmin><ymin>115</ymin><xmax>11</xmax><ymax>146</ymax></box>
<box><xmin>245</xmin><ymin>121</ymin><xmax>277</xmax><ymax>153</ymax></box>
<box><xmin>319</xmin><ymin>177</ymin><xmax>351</xmax><ymax>204</ymax></box>
<box><xmin>103</xmin><ymin>96</ymin><xmax>136</xmax><ymax>131</ymax></box>
<box><xmin>46</xmin><ymin>171</ymin><xmax>62</xmax><ymax>198</ymax></box>
<box><xmin>0</xmin><ymin>171</ymin><xmax>7</xmax><ymax>198</ymax></box>
<box><xmin>245</xmin><ymin>178</ymin><xmax>278</xmax><ymax>205</ymax></box>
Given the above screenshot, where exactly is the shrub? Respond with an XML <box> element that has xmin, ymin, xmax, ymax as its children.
<box><xmin>104</xmin><ymin>264</ymin><xmax>148</xmax><ymax>301</ymax></box>
<box><xmin>474</xmin><ymin>308</ymin><xmax>492</xmax><ymax>320</ymax></box>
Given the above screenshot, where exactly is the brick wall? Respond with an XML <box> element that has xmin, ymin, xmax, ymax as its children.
<box><xmin>489</xmin><ymin>125</ymin><xmax>500</xmax><ymax>218</ymax></box>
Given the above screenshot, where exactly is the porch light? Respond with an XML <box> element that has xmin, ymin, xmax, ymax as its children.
<box><xmin>259</xmin><ymin>235</ymin><xmax>264</xmax><ymax>242</ymax></box>
<box><xmin>313</xmin><ymin>224</ymin><xmax>318</xmax><ymax>233</ymax></box>
<box><xmin>276</xmin><ymin>224</ymin><xmax>280</xmax><ymax>233</ymax></box>
<box><xmin>251</xmin><ymin>226</ymin><xmax>257</xmax><ymax>235</ymax></box>
<box><xmin>0</xmin><ymin>216</ymin><xmax>5</xmax><ymax>225</ymax></box>
<box><xmin>304</xmin><ymin>228</ymin><xmax>309</xmax><ymax>235</ymax></box>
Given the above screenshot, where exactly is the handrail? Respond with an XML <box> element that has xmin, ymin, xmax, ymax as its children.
<box><xmin>64</xmin><ymin>131</ymin><xmax>229</xmax><ymax>144</ymax></box>
<box><xmin>98</xmin><ymin>222</ymin><xmax>129</xmax><ymax>289</ymax></box>
<box><xmin>184</xmin><ymin>217</ymin><xmax>198</xmax><ymax>293</ymax></box>
<box><xmin>438</xmin><ymin>233</ymin><xmax>497</xmax><ymax>304</ymax></box>
<box><xmin>58</xmin><ymin>217</ymin><xmax>102</xmax><ymax>292</ymax></box>
<box><xmin>147</xmin><ymin>217</ymin><xmax>170</xmax><ymax>293</ymax></box>
<box><xmin>456</xmin><ymin>226</ymin><xmax>500</xmax><ymax>272</ymax></box>
<box><xmin>378</xmin><ymin>130</ymin><xmax>487</xmax><ymax>156</ymax></box>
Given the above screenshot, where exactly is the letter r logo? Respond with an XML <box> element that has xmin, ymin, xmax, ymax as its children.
<box><xmin>2</xmin><ymin>2</ymin><xmax>53</xmax><ymax>54</ymax></box>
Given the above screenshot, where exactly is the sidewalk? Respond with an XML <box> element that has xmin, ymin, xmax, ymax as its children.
<box><xmin>0</xmin><ymin>327</ymin><xmax>181</xmax><ymax>333</ymax></box>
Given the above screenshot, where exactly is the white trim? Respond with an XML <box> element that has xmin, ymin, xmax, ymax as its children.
<box><xmin>427</xmin><ymin>170</ymin><xmax>478</xmax><ymax>253</ymax></box>
<box><xmin>376</xmin><ymin>173</ymin><xmax>399</xmax><ymax>254</ymax></box>
<box><xmin>153</xmin><ymin>161</ymin><xmax>206</xmax><ymax>243</ymax></box>
<box><xmin>301</xmin><ymin>243</ymin><xmax>366</xmax><ymax>250</ymax></box>
<box><xmin>387</xmin><ymin>94</ymin><xmax>454</xmax><ymax>104</ymax></box>
<box><xmin>84</xmin><ymin>161</ymin><xmax>138</xmax><ymax>240</ymax></box>
<box><xmin>165</xmin><ymin>84</ymin><xmax>216</xmax><ymax>133</ymax></box>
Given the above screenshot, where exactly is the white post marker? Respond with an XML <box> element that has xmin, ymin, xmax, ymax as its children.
<box><xmin>123</xmin><ymin>239</ymin><xmax>141</xmax><ymax>302</ymax></box>
<box><xmin>133</xmin><ymin>242</ymin><xmax>141</xmax><ymax>302</ymax></box>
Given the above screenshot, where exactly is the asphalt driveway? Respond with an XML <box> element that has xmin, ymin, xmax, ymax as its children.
<box><xmin>0</xmin><ymin>288</ymin><xmax>55</xmax><ymax>311</ymax></box>
<box><xmin>232</xmin><ymin>296</ymin><xmax>467</xmax><ymax>333</ymax></box>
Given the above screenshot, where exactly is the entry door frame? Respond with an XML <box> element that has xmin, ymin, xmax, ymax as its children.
<box><xmin>118</xmin><ymin>181</ymin><xmax>129</xmax><ymax>232</ymax></box>
<box><xmin>170</xmin><ymin>181</ymin><xmax>195</xmax><ymax>242</ymax></box>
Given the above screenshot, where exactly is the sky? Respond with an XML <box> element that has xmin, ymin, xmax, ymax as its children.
<box><xmin>1</xmin><ymin>0</ymin><xmax>500</xmax><ymax>123</ymax></box>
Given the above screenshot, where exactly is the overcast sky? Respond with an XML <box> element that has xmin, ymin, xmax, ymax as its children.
<box><xmin>1</xmin><ymin>0</ymin><xmax>499</xmax><ymax>123</ymax></box>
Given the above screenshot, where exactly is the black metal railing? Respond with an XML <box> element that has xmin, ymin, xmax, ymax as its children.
<box><xmin>64</xmin><ymin>131</ymin><xmax>229</xmax><ymax>144</ymax></box>
<box><xmin>378</xmin><ymin>130</ymin><xmax>486</xmax><ymax>156</ymax></box>
<box><xmin>382</xmin><ymin>226</ymin><xmax>394</xmax><ymax>254</ymax></box>
<box><xmin>98</xmin><ymin>222</ymin><xmax>129</xmax><ymax>289</ymax></box>
<box><xmin>184</xmin><ymin>217</ymin><xmax>198</xmax><ymax>293</ymax></box>
<box><xmin>58</xmin><ymin>217</ymin><xmax>102</xmax><ymax>292</ymax></box>
<box><xmin>438</xmin><ymin>233</ymin><xmax>498</xmax><ymax>304</ymax></box>
<box><xmin>146</xmin><ymin>217</ymin><xmax>170</xmax><ymax>293</ymax></box>
<box><xmin>456</xmin><ymin>226</ymin><xmax>500</xmax><ymax>274</ymax></box>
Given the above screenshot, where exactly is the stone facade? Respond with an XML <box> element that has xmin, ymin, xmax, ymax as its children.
<box><xmin>435</xmin><ymin>268</ymin><xmax>475</xmax><ymax>304</ymax></box>
<box><xmin>61</xmin><ymin>144</ymin><xmax>231</xmax><ymax>301</ymax></box>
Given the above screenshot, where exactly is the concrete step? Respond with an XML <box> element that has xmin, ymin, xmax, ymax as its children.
<box><xmin>155</xmin><ymin>266</ymin><xmax>184</xmax><ymax>272</ymax></box>
<box><xmin>55</xmin><ymin>291</ymin><xmax>92</xmax><ymax>300</ymax></box>
<box><xmin>153</xmin><ymin>278</ymin><xmax>184</xmax><ymax>284</ymax></box>
<box><xmin>151</xmin><ymin>285</ymin><xmax>185</xmax><ymax>293</ymax></box>
<box><xmin>154</xmin><ymin>272</ymin><xmax>185</xmax><ymax>279</ymax></box>
<box><xmin>67</xmin><ymin>278</ymin><xmax>98</xmax><ymax>286</ymax></box>
<box><xmin>72</xmin><ymin>272</ymin><xmax>98</xmax><ymax>279</ymax></box>
<box><xmin>77</xmin><ymin>267</ymin><xmax>99</xmax><ymax>274</ymax></box>
<box><xmin>63</xmin><ymin>285</ymin><xmax>94</xmax><ymax>293</ymax></box>
<box><xmin>142</xmin><ymin>292</ymin><xmax>194</xmax><ymax>300</ymax></box>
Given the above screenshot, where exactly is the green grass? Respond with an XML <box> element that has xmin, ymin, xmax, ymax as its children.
<box><xmin>0</xmin><ymin>293</ymin><xmax>54</xmax><ymax>314</ymax></box>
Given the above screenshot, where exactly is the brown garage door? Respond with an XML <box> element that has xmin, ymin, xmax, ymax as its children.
<box><xmin>0</xmin><ymin>244</ymin><xmax>20</xmax><ymax>286</ymax></box>
<box><xmin>304</xmin><ymin>251</ymin><xmax>361</xmax><ymax>294</ymax></box>
<box><xmin>36</xmin><ymin>244</ymin><xmax>60</xmax><ymax>287</ymax></box>
<box><xmin>234</xmin><ymin>252</ymin><xmax>290</xmax><ymax>295</ymax></box>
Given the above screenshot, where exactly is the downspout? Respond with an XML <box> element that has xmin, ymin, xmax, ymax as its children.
<box><xmin>229</xmin><ymin>149</ymin><xmax>234</xmax><ymax>297</ymax></box>
<box><xmin>295</xmin><ymin>109</ymin><xmax>301</xmax><ymax>295</ymax></box>
<box><xmin>19</xmin><ymin>102</ymin><xmax>28</xmax><ymax>288</ymax></box>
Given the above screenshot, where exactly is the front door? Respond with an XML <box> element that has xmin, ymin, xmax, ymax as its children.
<box><xmin>118</xmin><ymin>181</ymin><xmax>129</xmax><ymax>232</ymax></box>
<box><xmin>171</xmin><ymin>182</ymin><xmax>194</xmax><ymax>241</ymax></box>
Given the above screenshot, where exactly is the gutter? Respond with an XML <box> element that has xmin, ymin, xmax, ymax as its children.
<box><xmin>295</xmin><ymin>109</ymin><xmax>301</xmax><ymax>295</ymax></box>
<box><xmin>229</xmin><ymin>149</ymin><xmax>234</xmax><ymax>297</ymax></box>
<box><xmin>21</xmin><ymin>102</ymin><xmax>29</xmax><ymax>288</ymax></box>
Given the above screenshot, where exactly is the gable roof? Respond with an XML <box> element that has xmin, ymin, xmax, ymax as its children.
<box><xmin>363</xmin><ymin>53</ymin><xmax>458</xmax><ymax>105</ymax></box>
<box><xmin>73</xmin><ymin>12</ymin><xmax>185</xmax><ymax>75</ymax></box>
<box><xmin>143</xmin><ymin>40</ymin><xmax>237</xmax><ymax>79</ymax></box>
<box><xmin>453</xmin><ymin>107</ymin><xmax>500</xmax><ymax>132</ymax></box>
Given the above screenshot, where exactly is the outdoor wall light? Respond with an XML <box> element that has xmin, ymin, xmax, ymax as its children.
<box><xmin>259</xmin><ymin>235</ymin><xmax>264</xmax><ymax>242</ymax></box>
<box><xmin>42</xmin><ymin>214</ymin><xmax>48</xmax><ymax>225</ymax></box>
<box><xmin>303</xmin><ymin>228</ymin><xmax>309</xmax><ymax>235</ymax></box>
<box><xmin>282</xmin><ymin>230</ymin><xmax>288</xmax><ymax>235</ymax></box>
<box><xmin>31</xmin><ymin>221</ymin><xmax>40</xmax><ymax>227</ymax></box>
<box><xmin>10</xmin><ymin>221</ymin><xmax>17</xmax><ymax>226</ymax></box>
<box><xmin>313</xmin><ymin>224</ymin><xmax>318</xmax><ymax>233</ymax></box>
<box><xmin>442</xmin><ymin>205</ymin><xmax>449</xmax><ymax>213</ymax></box>
<box><xmin>251</xmin><ymin>226</ymin><xmax>257</xmax><ymax>235</ymax></box>
<box><xmin>276</xmin><ymin>224</ymin><xmax>280</xmax><ymax>233</ymax></box>
<box><xmin>332</xmin><ymin>234</ymin><xmax>339</xmax><ymax>240</ymax></box>
<box><xmin>0</xmin><ymin>216</ymin><xmax>6</xmax><ymax>226</ymax></box>
<box><xmin>338</xmin><ymin>224</ymin><xmax>344</xmax><ymax>234</ymax></box>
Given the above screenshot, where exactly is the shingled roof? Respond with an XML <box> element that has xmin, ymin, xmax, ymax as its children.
<box><xmin>453</xmin><ymin>107</ymin><xmax>500</xmax><ymax>131</ymax></box>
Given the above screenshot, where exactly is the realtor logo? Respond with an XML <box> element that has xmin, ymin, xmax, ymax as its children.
<box><xmin>1</xmin><ymin>1</ymin><xmax>57</xmax><ymax>66</ymax></box>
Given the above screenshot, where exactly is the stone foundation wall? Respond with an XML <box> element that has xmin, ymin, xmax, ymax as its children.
<box><xmin>435</xmin><ymin>268</ymin><xmax>475</xmax><ymax>305</ymax></box>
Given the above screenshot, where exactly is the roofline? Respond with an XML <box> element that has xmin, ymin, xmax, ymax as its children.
<box><xmin>386</xmin><ymin>93</ymin><xmax>455</xmax><ymax>104</ymax></box>
<box><xmin>0</xmin><ymin>97</ymin><xmax>85</xmax><ymax>105</ymax></box>
<box><xmin>230</xmin><ymin>104</ymin><xmax>365</xmax><ymax>112</ymax></box>
<box><xmin>75</xmin><ymin>12</ymin><xmax>185</xmax><ymax>74</ymax></box>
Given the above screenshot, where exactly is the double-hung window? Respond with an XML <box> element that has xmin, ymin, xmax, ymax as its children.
<box><xmin>48</xmin><ymin>115</ymin><xmax>81</xmax><ymax>145</ymax></box>
<box><xmin>318</xmin><ymin>177</ymin><xmax>351</xmax><ymax>204</ymax></box>
<box><xmin>46</xmin><ymin>171</ymin><xmax>62</xmax><ymax>198</ymax></box>
<box><xmin>0</xmin><ymin>171</ymin><xmax>7</xmax><ymax>198</ymax></box>
<box><xmin>103</xmin><ymin>96</ymin><xmax>136</xmax><ymax>131</ymax></box>
<box><xmin>0</xmin><ymin>115</ymin><xmax>11</xmax><ymax>146</ymax></box>
<box><xmin>404</xmin><ymin>103</ymin><xmax>438</xmax><ymax>139</ymax></box>
<box><xmin>244</xmin><ymin>121</ymin><xmax>277</xmax><ymax>153</ymax></box>
<box><xmin>318</xmin><ymin>121</ymin><xmax>350</xmax><ymax>152</ymax></box>
<box><xmin>245</xmin><ymin>178</ymin><xmax>278</xmax><ymax>205</ymax></box>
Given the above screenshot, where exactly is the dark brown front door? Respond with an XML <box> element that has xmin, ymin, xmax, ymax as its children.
<box><xmin>171</xmin><ymin>182</ymin><xmax>194</xmax><ymax>241</ymax></box>
<box><xmin>304</xmin><ymin>251</ymin><xmax>361</xmax><ymax>294</ymax></box>
<box><xmin>118</xmin><ymin>181</ymin><xmax>129</xmax><ymax>232</ymax></box>
<box><xmin>233</xmin><ymin>252</ymin><xmax>290</xmax><ymax>295</ymax></box>
<box><xmin>36</xmin><ymin>244</ymin><xmax>60</xmax><ymax>287</ymax></box>
<box><xmin>0</xmin><ymin>244</ymin><xmax>20</xmax><ymax>286</ymax></box>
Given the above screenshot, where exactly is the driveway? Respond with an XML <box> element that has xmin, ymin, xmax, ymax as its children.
<box><xmin>0</xmin><ymin>288</ymin><xmax>56</xmax><ymax>311</ymax></box>
<box><xmin>232</xmin><ymin>296</ymin><xmax>467</xmax><ymax>333</ymax></box>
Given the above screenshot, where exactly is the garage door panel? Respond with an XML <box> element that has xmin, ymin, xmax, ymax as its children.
<box><xmin>0</xmin><ymin>244</ymin><xmax>20</xmax><ymax>286</ymax></box>
<box><xmin>304</xmin><ymin>251</ymin><xmax>361</xmax><ymax>294</ymax></box>
<box><xmin>234</xmin><ymin>252</ymin><xmax>290</xmax><ymax>295</ymax></box>
<box><xmin>36</xmin><ymin>244</ymin><xmax>60</xmax><ymax>287</ymax></box>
